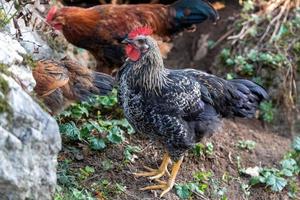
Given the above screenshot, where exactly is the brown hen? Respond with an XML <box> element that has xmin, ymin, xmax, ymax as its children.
<box><xmin>33</xmin><ymin>58</ymin><xmax>114</xmax><ymax>114</ymax></box>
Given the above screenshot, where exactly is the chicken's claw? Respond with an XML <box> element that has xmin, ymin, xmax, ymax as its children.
<box><xmin>140</xmin><ymin>182</ymin><xmax>174</xmax><ymax>198</ymax></box>
<box><xmin>138</xmin><ymin>156</ymin><xmax>184</xmax><ymax>197</ymax></box>
<box><xmin>133</xmin><ymin>153</ymin><xmax>170</xmax><ymax>179</ymax></box>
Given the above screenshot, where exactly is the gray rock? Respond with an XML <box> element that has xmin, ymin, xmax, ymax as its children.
<box><xmin>0</xmin><ymin>75</ymin><xmax>61</xmax><ymax>200</ymax></box>
<box><xmin>0</xmin><ymin>31</ymin><xmax>36</xmax><ymax>93</ymax></box>
<box><xmin>0</xmin><ymin>1</ymin><xmax>61</xmax><ymax>199</ymax></box>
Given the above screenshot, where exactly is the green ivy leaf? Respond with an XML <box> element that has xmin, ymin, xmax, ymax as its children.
<box><xmin>124</xmin><ymin>145</ymin><xmax>141</xmax><ymax>162</ymax></box>
<box><xmin>281</xmin><ymin>159</ymin><xmax>299</xmax><ymax>176</ymax></box>
<box><xmin>70</xmin><ymin>104</ymin><xmax>89</xmax><ymax>119</ymax></box>
<box><xmin>274</xmin><ymin>24</ymin><xmax>289</xmax><ymax>41</ymax></box>
<box><xmin>175</xmin><ymin>184</ymin><xmax>191</xmax><ymax>199</ymax></box>
<box><xmin>107</xmin><ymin>127</ymin><xmax>125</xmax><ymax>144</ymax></box>
<box><xmin>59</xmin><ymin>122</ymin><xmax>81</xmax><ymax>140</ymax></box>
<box><xmin>292</xmin><ymin>137</ymin><xmax>300</xmax><ymax>151</ymax></box>
<box><xmin>89</xmin><ymin>138</ymin><xmax>106</xmax><ymax>150</ymax></box>
<box><xmin>249</xmin><ymin>176</ymin><xmax>263</xmax><ymax>185</ymax></box>
<box><xmin>265</xmin><ymin>174</ymin><xmax>287</xmax><ymax>192</ymax></box>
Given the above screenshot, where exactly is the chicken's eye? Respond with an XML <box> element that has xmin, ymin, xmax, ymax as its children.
<box><xmin>137</xmin><ymin>39</ymin><xmax>145</xmax><ymax>45</ymax></box>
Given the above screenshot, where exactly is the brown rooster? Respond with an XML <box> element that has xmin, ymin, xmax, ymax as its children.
<box><xmin>46</xmin><ymin>0</ymin><xmax>219</xmax><ymax>74</ymax></box>
<box><xmin>33</xmin><ymin>58</ymin><xmax>114</xmax><ymax>115</ymax></box>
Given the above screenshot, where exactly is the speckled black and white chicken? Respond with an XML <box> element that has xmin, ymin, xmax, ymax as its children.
<box><xmin>117</xmin><ymin>27</ymin><xmax>268</xmax><ymax>197</ymax></box>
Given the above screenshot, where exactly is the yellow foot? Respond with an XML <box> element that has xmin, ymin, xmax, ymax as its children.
<box><xmin>140</xmin><ymin>180</ymin><xmax>174</xmax><ymax>198</ymax></box>
<box><xmin>138</xmin><ymin>156</ymin><xmax>184</xmax><ymax>197</ymax></box>
<box><xmin>133</xmin><ymin>166</ymin><xmax>170</xmax><ymax>179</ymax></box>
<box><xmin>133</xmin><ymin>153</ymin><xmax>170</xmax><ymax>179</ymax></box>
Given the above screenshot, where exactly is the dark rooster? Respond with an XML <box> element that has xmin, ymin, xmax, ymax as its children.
<box><xmin>46</xmin><ymin>0</ymin><xmax>218</xmax><ymax>74</ymax></box>
<box><xmin>117</xmin><ymin>27</ymin><xmax>268</xmax><ymax>197</ymax></box>
<box><xmin>33</xmin><ymin>58</ymin><xmax>114</xmax><ymax>115</ymax></box>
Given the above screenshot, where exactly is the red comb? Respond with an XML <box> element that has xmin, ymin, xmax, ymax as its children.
<box><xmin>128</xmin><ymin>27</ymin><xmax>153</xmax><ymax>39</ymax></box>
<box><xmin>46</xmin><ymin>6</ymin><xmax>57</xmax><ymax>23</ymax></box>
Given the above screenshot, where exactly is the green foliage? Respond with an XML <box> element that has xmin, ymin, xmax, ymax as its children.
<box><xmin>249</xmin><ymin>137</ymin><xmax>300</xmax><ymax>193</ymax></box>
<box><xmin>124</xmin><ymin>145</ymin><xmax>141</xmax><ymax>162</ymax></box>
<box><xmin>56</xmin><ymin>158</ymin><xmax>125</xmax><ymax>200</ymax></box>
<box><xmin>0</xmin><ymin>75</ymin><xmax>10</xmax><ymax>113</ymax></box>
<box><xmin>55</xmin><ymin>187</ymin><xmax>95</xmax><ymax>200</ymax></box>
<box><xmin>22</xmin><ymin>54</ymin><xmax>37</xmax><ymax>69</ymax></box>
<box><xmin>0</xmin><ymin>0</ymin><xmax>33</xmax><ymax>29</ymax></box>
<box><xmin>91</xmin><ymin>179</ymin><xmax>126</xmax><ymax>199</ymax></box>
<box><xmin>259</xmin><ymin>101</ymin><xmax>275</xmax><ymax>123</ymax></box>
<box><xmin>242</xmin><ymin>0</ymin><xmax>255</xmax><ymax>12</ymax></box>
<box><xmin>59</xmin><ymin>121</ymin><xmax>81</xmax><ymax>141</ymax></box>
<box><xmin>58</xmin><ymin>91</ymin><xmax>134</xmax><ymax>151</ymax></box>
<box><xmin>78</xmin><ymin>166</ymin><xmax>95</xmax><ymax>181</ymax></box>
<box><xmin>292</xmin><ymin>137</ymin><xmax>300</xmax><ymax>152</ymax></box>
<box><xmin>176</xmin><ymin>170</ymin><xmax>228</xmax><ymax>199</ymax></box>
<box><xmin>56</xmin><ymin>91</ymin><xmax>135</xmax><ymax>199</ymax></box>
<box><xmin>288</xmin><ymin>179</ymin><xmax>299</xmax><ymax>199</ymax></box>
<box><xmin>192</xmin><ymin>142</ymin><xmax>214</xmax><ymax>157</ymax></box>
<box><xmin>101</xmin><ymin>159</ymin><xmax>113</xmax><ymax>171</ymax></box>
<box><xmin>237</xmin><ymin>140</ymin><xmax>256</xmax><ymax>150</ymax></box>
<box><xmin>250</xmin><ymin>168</ymin><xmax>287</xmax><ymax>192</ymax></box>
<box><xmin>176</xmin><ymin>170</ymin><xmax>212</xmax><ymax>199</ymax></box>
<box><xmin>220</xmin><ymin>48</ymin><xmax>286</xmax><ymax>77</ymax></box>
<box><xmin>217</xmin><ymin>4</ymin><xmax>300</xmax><ymax>125</ymax></box>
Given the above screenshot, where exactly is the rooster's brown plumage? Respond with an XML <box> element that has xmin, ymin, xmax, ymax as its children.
<box><xmin>46</xmin><ymin>0</ymin><xmax>218</xmax><ymax>74</ymax></box>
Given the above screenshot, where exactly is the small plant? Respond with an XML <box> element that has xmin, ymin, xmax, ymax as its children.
<box><xmin>101</xmin><ymin>159</ymin><xmax>113</xmax><ymax>171</ymax></box>
<box><xmin>55</xmin><ymin>187</ymin><xmax>96</xmax><ymax>200</ymax></box>
<box><xmin>92</xmin><ymin>179</ymin><xmax>126</xmax><ymax>199</ymax></box>
<box><xmin>78</xmin><ymin>166</ymin><xmax>95</xmax><ymax>181</ymax></box>
<box><xmin>259</xmin><ymin>101</ymin><xmax>275</xmax><ymax>123</ymax></box>
<box><xmin>124</xmin><ymin>145</ymin><xmax>141</xmax><ymax>163</ymax></box>
<box><xmin>176</xmin><ymin>170</ymin><xmax>212</xmax><ymax>199</ymax></box>
<box><xmin>248</xmin><ymin>137</ymin><xmax>300</xmax><ymax>193</ymax></box>
<box><xmin>192</xmin><ymin>142</ymin><xmax>214</xmax><ymax>157</ymax></box>
<box><xmin>58</xmin><ymin>91</ymin><xmax>134</xmax><ymax>151</ymax></box>
<box><xmin>57</xmin><ymin>160</ymin><xmax>77</xmax><ymax>188</ymax></box>
<box><xmin>175</xmin><ymin>170</ymin><xmax>228</xmax><ymax>199</ymax></box>
<box><xmin>237</xmin><ymin>140</ymin><xmax>256</xmax><ymax>151</ymax></box>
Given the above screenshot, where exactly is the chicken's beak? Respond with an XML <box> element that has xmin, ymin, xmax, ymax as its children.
<box><xmin>121</xmin><ymin>38</ymin><xmax>133</xmax><ymax>44</ymax></box>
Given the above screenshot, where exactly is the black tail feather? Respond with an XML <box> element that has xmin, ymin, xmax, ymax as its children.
<box><xmin>226</xmin><ymin>79</ymin><xmax>269</xmax><ymax>118</ymax></box>
<box><xmin>73</xmin><ymin>72</ymin><xmax>114</xmax><ymax>102</ymax></box>
<box><xmin>170</xmin><ymin>0</ymin><xmax>219</xmax><ymax>30</ymax></box>
<box><xmin>92</xmin><ymin>72</ymin><xmax>114</xmax><ymax>95</ymax></box>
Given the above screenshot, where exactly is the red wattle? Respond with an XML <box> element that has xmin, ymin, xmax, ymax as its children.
<box><xmin>125</xmin><ymin>45</ymin><xmax>140</xmax><ymax>61</ymax></box>
<box><xmin>46</xmin><ymin>6</ymin><xmax>57</xmax><ymax>23</ymax></box>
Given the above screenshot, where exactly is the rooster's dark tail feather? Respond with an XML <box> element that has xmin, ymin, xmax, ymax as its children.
<box><xmin>225</xmin><ymin>79</ymin><xmax>269</xmax><ymax>118</ymax></box>
<box><xmin>170</xmin><ymin>0</ymin><xmax>219</xmax><ymax>30</ymax></box>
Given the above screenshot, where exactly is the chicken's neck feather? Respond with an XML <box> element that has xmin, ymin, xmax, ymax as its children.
<box><xmin>131</xmin><ymin>48</ymin><xmax>171</xmax><ymax>95</ymax></box>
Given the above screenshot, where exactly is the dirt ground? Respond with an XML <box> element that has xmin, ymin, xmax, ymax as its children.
<box><xmin>59</xmin><ymin>119</ymin><xmax>294</xmax><ymax>200</ymax></box>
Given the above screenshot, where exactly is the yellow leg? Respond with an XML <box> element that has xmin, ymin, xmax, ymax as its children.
<box><xmin>134</xmin><ymin>153</ymin><xmax>170</xmax><ymax>179</ymax></box>
<box><xmin>140</xmin><ymin>156</ymin><xmax>184</xmax><ymax>198</ymax></box>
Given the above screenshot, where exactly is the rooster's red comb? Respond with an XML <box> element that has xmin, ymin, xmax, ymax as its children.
<box><xmin>46</xmin><ymin>6</ymin><xmax>58</xmax><ymax>23</ymax></box>
<box><xmin>128</xmin><ymin>27</ymin><xmax>153</xmax><ymax>39</ymax></box>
